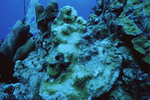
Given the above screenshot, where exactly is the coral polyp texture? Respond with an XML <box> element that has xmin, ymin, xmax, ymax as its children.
<box><xmin>0</xmin><ymin>0</ymin><xmax>150</xmax><ymax>100</ymax></box>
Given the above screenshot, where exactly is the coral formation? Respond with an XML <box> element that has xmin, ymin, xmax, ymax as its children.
<box><xmin>132</xmin><ymin>36</ymin><xmax>150</xmax><ymax>55</ymax></box>
<box><xmin>0</xmin><ymin>0</ymin><xmax>150</xmax><ymax>100</ymax></box>
<box><xmin>51</xmin><ymin>5</ymin><xmax>86</xmax><ymax>63</ymax></box>
<box><xmin>132</xmin><ymin>36</ymin><xmax>150</xmax><ymax>64</ymax></box>
<box><xmin>119</xmin><ymin>17</ymin><xmax>141</xmax><ymax>36</ymax></box>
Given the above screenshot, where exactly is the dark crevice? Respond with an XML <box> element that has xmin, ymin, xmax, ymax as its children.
<box><xmin>0</xmin><ymin>52</ymin><xmax>18</xmax><ymax>83</ymax></box>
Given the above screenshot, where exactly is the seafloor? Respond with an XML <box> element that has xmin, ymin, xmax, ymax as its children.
<box><xmin>0</xmin><ymin>0</ymin><xmax>150</xmax><ymax>100</ymax></box>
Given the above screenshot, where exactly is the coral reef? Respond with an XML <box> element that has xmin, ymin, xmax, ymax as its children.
<box><xmin>0</xmin><ymin>0</ymin><xmax>149</xmax><ymax>100</ymax></box>
<box><xmin>132</xmin><ymin>36</ymin><xmax>150</xmax><ymax>64</ymax></box>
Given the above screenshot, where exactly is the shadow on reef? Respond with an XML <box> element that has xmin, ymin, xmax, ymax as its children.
<box><xmin>0</xmin><ymin>52</ymin><xmax>18</xmax><ymax>83</ymax></box>
<box><xmin>0</xmin><ymin>21</ymin><xmax>35</xmax><ymax>83</ymax></box>
<box><xmin>118</xmin><ymin>34</ymin><xmax>150</xmax><ymax>73</ymax></box>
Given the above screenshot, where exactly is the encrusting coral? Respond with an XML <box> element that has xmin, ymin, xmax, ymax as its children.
<box><xmin>132</xmin><ymin>36</ymin><xmax>150</xmax><ymax>64</ymax></box>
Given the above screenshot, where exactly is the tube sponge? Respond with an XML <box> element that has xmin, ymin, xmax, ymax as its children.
<box><xmin>45</xmin><ymin>0</ymin><xmax>58</xmax><ymax>21</ymax></box>
<box><xmin>0</xmin><ymin>20</ymin><xmax>30</xmax><ymax>58</ymax></box>
<box><xmin>13</xmin><ymin>37</ymin><xmax>35</xmax><ymax>62</ymax></box>
<box><xmin>35</xmin><ymin>3</ymin><xmax>45</xmax><ymax>22</ymax></box>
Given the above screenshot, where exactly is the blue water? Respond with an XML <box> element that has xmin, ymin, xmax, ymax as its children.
<box><xmin>0</xmin><ymin>0</ymin><xmax>97</xmax><ymax>41</ymax></box>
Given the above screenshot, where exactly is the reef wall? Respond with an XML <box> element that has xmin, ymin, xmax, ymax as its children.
<box><xmin>0</xmin><ymin>0</ymin><xmax>149</xmax><ymax>100</ymax></box>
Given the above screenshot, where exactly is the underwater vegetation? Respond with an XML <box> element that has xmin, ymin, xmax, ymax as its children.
<box><xmin>0</xmin><ymin>0</ymin><xmax>150</xmax><ymax>100</ymax></box>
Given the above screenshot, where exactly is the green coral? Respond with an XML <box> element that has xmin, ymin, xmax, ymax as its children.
<box><xmin>132</xmin><ymin>36</ymin><xmax>149</xmax><ymax>55</ymax></box>
<box><xmin>60</xmin><ymin>6</ymin><xmax>77</xmax><ymax>24</ymax></box>
<box><xmin>88</xmin><ymin>14</ymin><xmax>97</xmax><ymax>22</ymax></box>
<box><xmin>47</xmin><ymin>65</ymin><xmax>59</xmax><ymax>76</ymax></box>
<box><xmin>143</xmin><ymin>53</ymin><xmax>150</xmax><ymax>64</ymax></box>
<box><xmin>143</xmin><ymin>0</ymin><xmax>150</xmax><ymax>15</ymax></box>
<box><xmin>61</xmin><ymin>24</ymin><xmax>74</xmax><ymax>35</ymax></box>
<box><xmin>128</xmin><ymin>0</ymin><xmax>142</xmax><ymax>5</ymax></box>
<box><xmin>119</xmin><ymin>17</ymin><xmax>140</xmax><ymax>35</ymax></box>
<box><xmin>110</xmin><ymin>0</ymin><xmax>124</xmax><ymax>9</ymax></box>
<box><xmin>46</xmin><ymin>56</ymin><xmax>54</xmax><ymax>63</ymax></box>
<box><xmin>40</xmin><ymin>72</ymin><xmax>76</xmax><ymax>99</ymax></box>
<box><xmin>40</xmin><ymin>64</ymin><xmax>92</xmax><ymax>100</ymax></box>
<box><xmin>132</xmin><ymin>36</ymin><xmax>150</xmax><ymax>64</ymax></box>
<box><xmin>134</xmin><ymin>7</ymin><xmax>141</xmax><ymax>16</ymax></box>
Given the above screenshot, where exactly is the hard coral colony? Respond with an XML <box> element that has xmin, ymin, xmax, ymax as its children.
<box><xmin>0</xmin><ymin>0</ymin><xmax>150</xmax><ymax>100</ymax></box>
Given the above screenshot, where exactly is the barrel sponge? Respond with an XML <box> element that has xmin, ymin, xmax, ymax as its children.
<box><xmin>13</xmin><ymin>37</ymin><xmax>35</xmax><ymax>62</ymax></box>
<box><xmin>35</xmin><ymin>3</ymin><xmax>45</xmax><ymax>22</ymax></box>
<box><xmin>35</xmin><ymin>1</ymin><xmax>58</xmax><ymax>33</ymax></box>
